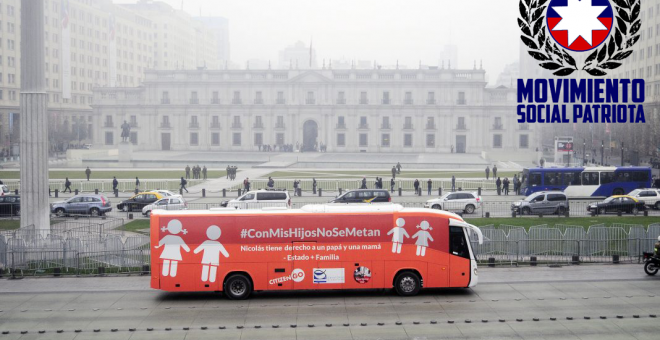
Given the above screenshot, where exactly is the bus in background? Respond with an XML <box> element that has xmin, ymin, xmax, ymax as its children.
<box><xmin>520</xmin><ymin>167</ymin><xmax>652</xmax><ymax>197</ymax></box>
<box><xmin>150</xmin><ymin>204</ymin><xmax>483</xmax><ymax>300</ymax></box>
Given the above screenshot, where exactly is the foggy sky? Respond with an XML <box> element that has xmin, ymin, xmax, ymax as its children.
<box><xmin>118</xmin><ymin>0</ymin><xmax>520</xmax><ymax>83</ymax></box>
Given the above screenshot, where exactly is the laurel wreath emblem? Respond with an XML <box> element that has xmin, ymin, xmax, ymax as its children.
<box><xmin>519</xmin><ymin>0</ymin><xmax>641</xmax><ymax>76</ymax></box>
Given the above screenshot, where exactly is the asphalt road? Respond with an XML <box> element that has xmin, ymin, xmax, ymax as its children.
<box><xmin>0</xmin><ymin>265</ymin><xmax>659</xmax><ymax>339</ymax></box>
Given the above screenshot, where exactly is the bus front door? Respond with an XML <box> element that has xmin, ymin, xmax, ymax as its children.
<box><xmin>449</xmin><ymin>226</ymin><xmax>471</xmax><ymax>287</ymax></box>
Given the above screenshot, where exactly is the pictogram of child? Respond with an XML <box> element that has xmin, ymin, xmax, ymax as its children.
<box><xmin>194</xmin><ymin>225</ymin><xmax>230</xmax><ymax>283</ymax></box>
<box><xmin>154</xmin><ymin>219</ymin><xmax>190</xmax><ymax>277</ymax></box>
<box><xmin>412</xmin><ymin>221</ymin><xmax>434</xmax><ymax>257</ymax></box>
<box><xmin>387</xmin><ymin>218</ymin><xmax>410</xmax><ymax>254</ymax></box>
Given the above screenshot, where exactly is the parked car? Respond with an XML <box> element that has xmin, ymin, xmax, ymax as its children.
<box><xmin>0</xmin><ymin>195</ymin><xmax>20</xmax><ymax>216</ymax></box>
<box><xmin>627</xmin><ymin>188</ymin><xmax>660</xmax><ymax>210</ymax></box>
<box><xmin>51</xmin><ymin>194</ymin><xmax>112</xmax><ymax>216</ymax></box>
<box><xmin>142</xmin><ymin>196</ymin><xmax>188</xmax><ymax>216</ymax></box>
<box><xmin>330</xmin><ymin>189</ymin><xmax>391</xmax><ymax>204</ymax></box>
<box><xmin>511</xmin><ymin>191</ymin><xmax>569</xmax><ymax>215</ymax></box>
<box><xmin>221</xmin><ymin>190</ymin><xmax>291</xmax><ymax>209</ymax></box>
<box><xmin>153</xmin><ymin>190</ymin><xmax>181</xmax><ymax>198</ymax></box>
<box><xmin>117</xmin><ymin>192</ymin><xmax>164</xmax><ymax>212</ymax></box>
<box><xmin>424</xmin><ymin>192</ymin><xmax>481</xmax><ymax>214</ymax></box>
<box><xmin>0</xmin><ymin>185</ymin><xmax>10</xmax><ymax>196</ymax></box>
<box><xmin>587</xmin><ymin>195</ymin><xmax>646</xmax><ymax>215</ymax></box>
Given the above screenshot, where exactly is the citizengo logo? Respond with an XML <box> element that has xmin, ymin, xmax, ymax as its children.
<box><xmin>268</xmin><ymin>268</ymin><xmax>305</xmax><ymax>285</ymax></box>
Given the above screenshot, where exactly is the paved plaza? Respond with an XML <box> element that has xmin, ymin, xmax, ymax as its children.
<box><xmin>0</xmin><ymin>265</ymin><xmax>659</xmax><ymax>339</ymax></box>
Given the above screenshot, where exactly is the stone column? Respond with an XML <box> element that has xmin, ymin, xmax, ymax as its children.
<box><xmin>20</xmin><ymin>0</ymin><xmax>50</xmax><ymax>233</ymax></box>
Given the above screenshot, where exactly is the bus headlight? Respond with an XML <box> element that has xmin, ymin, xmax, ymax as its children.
<box><xmin>473</xmin><ymin>268</ymin><xmax>478</xmax><ymax>276</ymax></box>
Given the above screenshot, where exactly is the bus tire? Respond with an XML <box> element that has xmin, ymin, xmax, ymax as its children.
<box><xmin>224</xmin><ymin>274</ymin><xmax>252</xmax><ymax>300</ymax></box>
<box><xmin>394</xmin><ymin>271</ymin><xmax>421</xmax><ymax>297</ymax></box>
<box><xmin>613</xmin><ymin>188</ymin><xmax>624</xmax><ymax>195</ymax></box>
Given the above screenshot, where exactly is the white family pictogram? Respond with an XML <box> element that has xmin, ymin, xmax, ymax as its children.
<box><xmin>412</xmin><ymin>221</ymin><xmax>434</xmax><ymax>256</ymax></box>
<box><xmin>193</xmin><ymin>225</ymin><xmax>230</xmax><ymax>283</ymax></box>
<box><xmin>155</xmin><ymin>219</ymin><xmax>190</xmax><ymax>277</ymax></box>
<box><xmin>387</xmin><ymin>218</ymin><xmax>410</xmax><ymax>253</ymax></box>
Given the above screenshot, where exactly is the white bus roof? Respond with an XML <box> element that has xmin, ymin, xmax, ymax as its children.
<box><xmin>583</xmin><ymin>167</ymin><xmax>617</xmax><ymax>171</ymax></box>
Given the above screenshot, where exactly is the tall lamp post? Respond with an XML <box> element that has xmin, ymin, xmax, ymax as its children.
<box><xmin>583</xmin><ymin>139</ymin><xmax>586</xmax><ymax>166</ymax></box>
<box><xmin>601</xmin><ymin>140</ymin><xmax>604</xmax><ymax>166</ymax></box>
<box><xmin>621</xmin><ymin>142</ymin><xmax>625</xmax><ymax>166</ymax></box>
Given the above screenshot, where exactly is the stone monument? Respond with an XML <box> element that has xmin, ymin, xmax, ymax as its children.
<box><xmin>118</xmin><ymin>120</ymin><xmax>133</xmax><ymax>163</ymax></box>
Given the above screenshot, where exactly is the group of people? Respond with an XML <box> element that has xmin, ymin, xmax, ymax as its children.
<box><xmin>185</xmin><ymin>165</ymin><xmax>207</xmax><ymax>180</ymax></box>
<box><xmin>390</xmin><ymin>162</ymin><xmax>403</xmax><ymax>178</ymax></box>
<box><xmin>485</xmin><ymin>165</ymin><xmax>498</xmax><ymax>180</ymax></box>
<box><xmin>494</xmin><ymin>174</ymin><xmax>521</xmax><ymax>195</ymax></box>
<box><xmin>258</xmin><ymin>144</ymin><xmax>296</xmax><ymax>152</ymax></box>
<box><xmin>226</xmin><ymin>166</ymin><xmax>239</xmax><ymax>181</ymax></box>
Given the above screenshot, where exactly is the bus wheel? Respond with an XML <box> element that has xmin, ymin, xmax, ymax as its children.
<box><xmin>613</xmin><ymin>188</ymin><xmax>624</xmax><ymax>195</ymax></box>
<box><xmin>394</xmin><ymin>271</ymin><xmax>421</xmax><ymax>297</ymax></box>
<box><xmin>224</xmin><ymin>274</ymin><xmax>252</xmax><ymax>300</ymax></box>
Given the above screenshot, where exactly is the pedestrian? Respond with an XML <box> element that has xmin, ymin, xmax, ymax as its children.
<box><xmin>378</xmin><ymin>177</ymin><xmax>383</xmax><ymax>189</ymax></box>
<box><xmin>246</xmin><ymin>178</ymin><xmax>251</xmax><ymax>191</ymax></box>
<box><xmin>496</xmin><ymin>177</ymin><xmax>502</xmax><ymax>195</ymax></box>
<box><xmin>513</xmin><ymin>174</ymin><xmax>520</xmax><ymax>195</ymax></box>
<box><xmin>451</xmin><ymin>175</ymin><xmax>456</xmax><ymax>192</ymax></box>
<box><xmin>85</xmin><ymin>167</ymin><xmax>91</xmax><ymax>181</ymax></box>
<box><xmin>202</xmin><ymin>166</ymin><xmax>207</xmax><ymax>180</ymax></box>
<box><xmin>485</xmin><ymin>166</ymin><xmax>490</xmax><ymax>180</ymax></box>
<box><xmin>312</xmin><ymin>178</ymin><xmax>317</xmax><ymax>194</ymax></box>
<box><xmin>293</xmin><ymin>179</ymin><xmax>299</xmax><ymax>195</ymax></box>
<box><xmin>503</xmin><ymin>177</ymin><xmax>509</xmax><ymax>195</ymax></box>
<box><xmin>451</xmin><ymin>144</ymin><xmax>454</xmax><ymax>153</ymax></box>
<box><xmin>390</xmin><ymin>178</ymin><xmax>395</xmax><ymax>193</ymax></box>
<box><xmin>185</xmin><ymin>165</ymin><xmax>191</xmax><ymax>179</ymax></box>
<box><xmin>180</xmin><ymin>177</ymin><xmax>189</xmax><ymax>193</ymax></box>
<box><xmin>64</xmin><ymin>177</ymin><xmax>72</xmax><ymax>193</ymax></box>
<box><xmin>493</xmin><ymin>165</ymin><xmax>498</xmax><ymax>178</ymax></box>
<box><xmin>361</xmin><ymin>177</ymin><xmax>367</xmax><ymax>189</ymax></box>
<box><xmin>267</xmin><ymin>177</ymin><xmax>275</xmax><ymax>188</ymax></box>
<box><xmin>414</xmin><ymin>179</ymin><xmax>420</xmax><ymax>195</ymax></box>
<box><xmin>112</xmin><ymin>176</ymin><xmax>119</xmax><ymax>192</ymax></box>
<box><xmin>427</xmin><ymin>179</ymin><xmax>432</xmax><ymax>196</ymax></box>
<box><xmin>396</xmin><ymin>162</ymin><xmax>402</xmax><ymax>174</ymax></box>
<box><xmin>135</xmin><ymin>177</ymin><xmax>140</xmax><ymax>190</ymax></box>
<box><xmin>226</xmin><ymin>165</ymin><xmax>230</xmax><ymax>179</ymax></box>
<box><xmin>244</xmin><ymin>178</ymin><xmax>250</xmax><ymax>191</ymax></box>
<box><xmin>391</xmin><ymin>166</ymin><xmax>396</xmax><ymax>179</ymax></box>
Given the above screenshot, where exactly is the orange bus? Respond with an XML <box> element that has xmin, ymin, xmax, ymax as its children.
<box><xmin>150</xmin><ymin>204</ymin><xmax>483</xmax><ymax>299</ymax></box>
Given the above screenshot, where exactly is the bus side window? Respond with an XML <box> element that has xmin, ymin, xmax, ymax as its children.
<box><xmin>529</xmin><ymin>173</ymin><xmax>541</xmax><ymax>186</ymax></box>
<box><xmin>600</xmin><ymin>172</ymin><xmax>615</xmax><ymax>184</ymax></box>
<box><xmin>449</xmin><ymin>226</ymin><xmax>470</xmax><ymax>259</ymax></box>
<box><xmin>633</xmin><ymin>171</ymin><xmax>649</xmax><ymax>182</ymax></box>
<box><xmin>582</xmin><ymin>172</ymin><xmax>598</xmax><ymax>185</ymax></box>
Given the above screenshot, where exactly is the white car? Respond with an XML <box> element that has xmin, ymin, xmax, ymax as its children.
<box><xmin>142</xmin><ymin>196</ymin><xmax>187</xmax><ymax>216</ymax></box>
<box><xmin>0</xmin><ymin>185</ymin><xmax>9</xmax><ymax>196</ymax></box>
<box><xmin>153</xmin><ymin>190</ymin><xmax>181</xmax><ymax>198</ymax></box>
<box><xmin>627</xmin><ymin>188</ymin><xmax>660</xmax><ymax>209</ymax></box>
<box><xmin>424</xmin><ymin>192</ymin><xmax>482</xmax><ymax>214</ymax></box>
<box><xmin>222</xmin><ymin>190</ymin><xmax>291</xmax><ymax>209</ymax></box>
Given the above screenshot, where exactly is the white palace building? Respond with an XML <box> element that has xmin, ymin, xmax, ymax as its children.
<box><xmin>91</xmin><ymin>67</ymin><xmax>538</xmax><ymax>160</ymax></box>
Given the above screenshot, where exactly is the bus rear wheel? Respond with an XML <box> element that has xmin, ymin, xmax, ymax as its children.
<box><xmin>224</xmin><ymin>274</ymin><xmax>252</xmax><ymax>300</ymax></box>
<box><xmin>394</xmin><ymin>271</ymin><xmax>421</xmax><ymax>297</ymax></box>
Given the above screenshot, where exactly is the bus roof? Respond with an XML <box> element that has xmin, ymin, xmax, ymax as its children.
<box><xmin>524</xmin><ymin>166</ymin><xmax>650</xmax><ymax>172</ymax></box>
<box><xmin>152</xmin><ymin>204</ymin><xmax>465</xmax><ymax>222</ymax></box>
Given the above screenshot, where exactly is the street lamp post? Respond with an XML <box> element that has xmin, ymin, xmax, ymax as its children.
<box><xmin>621</xmin><ymin>142</ymin><xmax>625</xmax><ymax>166</ymax></box>
<box><xmin>601</xmin><ymin>140</ymin><xmax>604</xmax><ymax>166</ymax></box>
<box><xmin>583</xmin><ymin>139</ymin><xmax>586</xmax><ymax>166</ymax></box>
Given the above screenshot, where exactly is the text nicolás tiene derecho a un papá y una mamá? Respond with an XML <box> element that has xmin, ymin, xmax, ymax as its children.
<box><xmin>517</xmin><ymin>78</ymin><xmax>645</xmax><ymax>124</ymax></box>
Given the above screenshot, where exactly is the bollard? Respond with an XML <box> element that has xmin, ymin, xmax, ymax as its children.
<box><xmin>539</xmin><ymin>214</ymin><xmax>543</xmax><ymax>218</ymax></box>
<box><xmin>54</xmin><ymin>268</ymin><xmax>61</xmax><ymax>277</ymax></box>
<box><xmin>55</xmin><ymin>189</ymin><xmax>59</xmax><ymax>198</ymax></box>
<box><xmin>398</xmin><ymin>187</ymin><xmax>402</xmax><ymax>196</ymax></box>
<box><xmin>478</xmin><ymin>187</ymin><xmax>481</xmax><ymax>196</ymax></box>
<box><xmin>612</xmin><ymin>255</ymin><xmax>620</xmax><ymax>264</ymax></box>
<box><xmin>128</xmin><ymin>213</ymin><xmax>133</xmax><ymax>220</ymax></box>
<box><xmin>114</xmin><ymin>189</ymin><xmax>119</xmax><ymax>197</ymax></box>
<box><xmin>134</xmin><ymin>188</ymin><xmax>138</xmax><ymax>195</ymax></box>
<box><xmin>488</xmin><ymin>257</ymin><xmax>495</xmax><ymax>267</ymax></box>
<box><xmin>75</xmin><ymin>189</ymin><xmax>79</xmax><ymax>195</ymax></box>
<box><xmin>94</xmin><ymin>189</ymin><xmax>99</xmax><ymax>195</ymax></box>
<box><xmin>179</xmin><ymin>188</ymin><xmax>183</xmax><ymax>195</ymax></box>
<box><xmin>617</xmin><ymin>211</ymin><xmax>622</xmax><ymax>217</ymax></box>
<box><xmin>512</xmin><ymin>211</ymin><xmax>517</xmax><ymax>218</ymax></box>
<box><xmin>644</xmin><ymin>210</ymin><xmax>649</xmax><ymax>216</ymax></box>
<box><xmin>318</xmin><ymin>188</ymin><xmax>322</xmax><ymax>197</ymax></box>
<box><xmin>438</xmin><ymin>188</ymin><xmax>442</xmax><ymax>196</ymax></box>
<box><xmin>222</xmin><ymin>188</ymin><xmax>226</xmax><ymax>197</ymax></box>
<box><xmin>418</xmin><ymin>188</ymin><xmax>422</xmax><ymax>196</ymax></box>
<box><xmin>313</xmin><ymin>187</ymin><xmax>317</xmax><ymax>195</ymax></box>
<box><xmin>485</xmin><ymin>212</ymin><xmax>490</xmax><ymax>218</ymax></box>
<box><xmin>202</xmin><ymin>189</ymin><xmax>206</xmax><ymax>197</ymax></box>
<box><xmin>238</xmin><ymin>189</ymin><xmax>242</xmax><ymax>197</ymax></box>
<box><xmin>590</xmin><ymin>209</ymin><xmax>596</xmax><ymax>217</ymax></box>
<box><xmin>565</xmin><ymin>210</ymin><xmax>570</xmax><ymax>218</ymax></box>
<box><xmin>0</xmin><ymin>268</ymin><xmax>3</xmax><ymax>278</ymax></box>
<box><xmin>14</xmin><ymin>189</ymin><xmax>18</xmax><ymax>195</ymax></box>
<box><xmin>141</xmin><ymin>265</ymin><xmax>150</xmax><ymax>275</ymax></box>
<box><xmin>571</xmin><ymin>255</ymin><xmax>580</xmax><ymax>265</ymax></box>
<box><xmin>297</xmin><ymin>188</ymin><xmax>302</xmax><ymax>197</ymax></box>
<box><xmin>339</xmin><ymin>188</ymin><xmax>343</xmax><ymax>195</ymax></box>
<box><xmin>530</xmin><ymin>256</ymin><xmax>537</xmax><ymax>266</ymax></box>
<box><xmin>98</xmin><ymin>267</ymin><xmax>105</xmax><ymax>276</ymax></box>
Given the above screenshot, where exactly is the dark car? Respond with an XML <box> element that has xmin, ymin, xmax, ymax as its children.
<box><xmin>117</xmin><ymin>192</ymin><xmax>163</xmax><ymax>212</ymax></box>
<box><xmin>330</xmin><ymin>189</ymin><xmax>391</xmax><ymax>203</ymax></box>
<box><xmin>0</xmin><ymin>195</ymin><xmax>20</xmax><ymax>216</ymax></box>
<box><xmin>587</xmin><ymin>195</ymin><xmax>646</xmax><ymax>215</ymax></box>
<box><xmin>51</xmin><ymin>194</ymin><xmax>112</xmax><ymax>216</ymax></box>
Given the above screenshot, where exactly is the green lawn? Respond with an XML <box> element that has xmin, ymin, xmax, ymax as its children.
<box><xmin>264</xmin><ymin>170</ymin><xmax>518</xmax><ymax>179</ymax></box>
<box><xmin>0</xmin><ymin>220</ymin><xmax>20</xmax><ymax>231</ymax></box>
<box><xmin>123</xmin><ymin>219</ymin><xmax>151</xmax><ymax>235</ymax></box>
<box><xmin>464</xmin><ymin>216</ymin><xmax>660</xmax><ymax>230</ymax></box>
<box><xmin>0</xmin><ymin>170</ymin><xmax>227</xmax><ymax>180</ymax></box>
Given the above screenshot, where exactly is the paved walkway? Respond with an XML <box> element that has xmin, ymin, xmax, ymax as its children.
<box><xmin>186</xmin><ymin>168</ymin><xmax>274</xmax><ymax>193</ymax></box>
